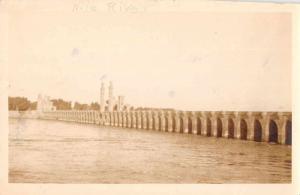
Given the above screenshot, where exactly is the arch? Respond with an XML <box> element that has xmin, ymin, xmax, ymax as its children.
<box><xmin>240</xmin><ymin>119</ymin><xmax>248</xmax><ymax>140</ymax></box>
<box><xmin>116</xmin><ymin>115</ymin><xmax>119</xmax><ymax>125</ymax></box>
<box><xmin>206</xmin><ymin>118</ymin><xmax>212</xmax><ymax>136</ymax></box>
<box><xmin>254</xmin><ymin>119</ymin><xmax>262</xmax><ymax>142</ymax></box>
<box><xmin>179</xmin><ymin>117</ymin><xmax>184</xmax><ymax>133</ymax></box>
<box><xmin>127</xmin><ymin>115</ymin><xmax>131</xmax><ymax>127</ymax></box>
<box><xmin>228</xmin><ymin>118</ymin><xmax>234</xmax><ymax>138</ymax></box>
<box><xmin>137</xmin><ymin>116</ymin><xmax>140</xmax><ymax>128</ymax></box>
<box><xmin>146</xmin><ymin>116</ymin><xmax>150</xmax><ymax>130</ymax></box>
<box><xmin>152</xmin><ymin>116</ymin><xmax>156</xmax><ymax>130</ymax></box>
<box><xmin>131</xmin><ymin>116</ymin><xmax>134</xmax><ymax>128</ymax></box>
<box><xmin>172</xmin><ymin>117</ymin><xmax>176</xmax><ymax>132</ymax></box>
<box><xmin>269</xmin><ymin>120</ymin><xmax>278</xmax><ymax>143</ymax></box>
<box><xmin>216</xmin><ymin>118</ymin><xmax>222</xmax><ymax>137</ymax></box>
<box><xmin>159</xmin><ymin>117</ymin><xmax>162</xmax><ymax>131</ymax></box>
<box><xmin>285</xmin><ymin>120</ymin><xmax>292</xmax><ymax>145</ymax></box>
<box><xmin>165</xmin><ymin>117</ymin><xmax>168</xmax><ymax>131</ymax></box>
<box><xmin>197</xmin><ymin>117</ymin><xmax>201</xmax><ymax>134</ymax></box>
<box><xmin>141</xmin><ymin>116</ymin><xmax>144</xmax><ymax>129</ymax></box>
<box><xmin>188</xmin><ymin>117</ymin><xmax>193</xmax><ymax>134</ymax></box>
<box><xmin>119</xmin><ymin>115</ymin><xmax>122</xmax><ymax>126</ymax></box>
<box><xmin>125</xmin><ymin>116</ymin><xmax>128</xmax><ymax>127</ymax></box>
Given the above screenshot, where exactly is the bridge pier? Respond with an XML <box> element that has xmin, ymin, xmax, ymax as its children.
<box><xmin>122</xmin><ymin>112</ymin><xmax>127</xmax><ymax>128</ymax></box>
<box><xmin>200</xmin><ymin>112</ymin><xmax>209</xmax><ymax>136</ymax></box>
<box><xmin>166</xmin><ymin>111</ymin><xmax>172</xmax><ymax>132</ymax></box>
<box><xmin>161</xmin><ymin>112</ymin><xmax>166</xmax><ymax>132</ymax></box>
<box><xmin>182</xmin><ymin>112</ymin><xmax>188</xmax><ymax>134</ymax></box>
<box><xmin>132</xmin><ymin>112</ymin><xmax>136</xmax><ymax>128</ymax></box>
<box><xmin>126</xmin><ymin>112</ymin><xmax>131</xmax><ymax>128</ymax></box>
<box><xmin>190</xmin><ymin>112</ymin><xmax>197</xmax><ymax>134</ymax></box>
<box><xmin>137</xmin><ymin>112</ymin><xmax>142</xmax><ymax>129</ymax></box>
<box><xmin>211</xmin><ymin>111</ymin><xmax>222</xmax><ymax>137</ymax></box>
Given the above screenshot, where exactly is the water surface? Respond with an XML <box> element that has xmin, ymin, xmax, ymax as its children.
<box><xmin>9</xmin><ymin>118</ymin><xmax>291</xmax><ymax>183</ymax></box>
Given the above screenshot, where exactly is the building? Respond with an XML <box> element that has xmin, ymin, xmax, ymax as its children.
<box><xmin>37</xmin><ymin>94</ymin><xmax>56</xmax><ymax>112</ymax></box>
<box><xmin>100</xmin><ymin>81</ymin><xmax>126</xmax><ymax>112</ymax></box>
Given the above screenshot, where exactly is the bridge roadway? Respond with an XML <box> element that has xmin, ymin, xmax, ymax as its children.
<box><xmin>11</xmin><ymin>110</ymin><xmax>292</xmax><ymax>145</ymax></box>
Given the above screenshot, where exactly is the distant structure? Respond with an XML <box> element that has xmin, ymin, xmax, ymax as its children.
<box><xmin>117</xmin><ymin>96</ymin><xmax>124</xmax><ymax>111</ymax></box>
<box><xmin>37</xmin><ymin>94</ymin><xmax>56</xmax><ymax>112</ymax></box>
<box><xmin>100</xmin><ymin>82</ymin><xmax>105</xmax><ymax>112</ymax></box>
<box><xmin>99</xmin><ymin>81</ymin><xmax>128</xmax><ymax>112</ymax></box>
<box><xmin>108</xmin><ymin>81</ymin><xmax>114</xmax><ymax>112</ymax></box>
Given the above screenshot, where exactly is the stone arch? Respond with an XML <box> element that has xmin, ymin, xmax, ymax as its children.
<box><xmin>118</xmin><ymin>114</ymin><xmax>122</xmax><ymax>126</ymax></box>
<box><xmin>127</xmin><ymin>115</ymin><xmax>131</xmax><ymax>127</ymax></box>
<box><xmin>141</xmin><ymin>115</ymin><xmax>144</xmax><ymax>129</ymax></box>
<box><xmin>146</xmin><ymin>116</ymin><xmax>150</xmax><ymax>130</ymax></box>
<box><xmin>112</xmin><ymin>114</ymin><xmax>115</xmax><ymax>125</ymax></box>
<box><xmin>165</xmin><ymin>117</ymin><xmax>168</xmax><ymax>131</ymax></box>
<box><xmin>124</xmin><ymin>115</ymin><xmax>127</xmax><ymax>127</ymax></box>
<box><xmin>179</xmin><ymin>117</ymin><xmax>184</xmax><ymax>133</ymax></box>
<box><xmin>188</xmin><ymin>117</ymin><xmax>193</xmax><ymax>134</ymax></box>
<box><xmin>216</xmin><ymin>118</ymin><xmax>222</xmax><ymax>137</ymax></box>
<box><xmin>172</xmin><ymin>117</ymin><xmax>176</xmax><ymax>132</ymax></box>
<box><xmin>158</xmin><ymin>116</ymin><xmax>162</xmax><ymax>131</ymax></box>
<box><xmin>152</xmin><ymin>116</ymin><xmax>156</xmax><ymax>130</ymax></box>
<box><xmin>207</xmin><ymin>118</ymin><xmax>212</xmax><ymax>136</ymax></box>
<box><xmin>228</xmin><ymin>118</ymin><xmax>234</xmax><ymax>138</ymax></box>
<box><xmin>269</xmin><ymin>120</ymin><xmax>278</xmax><ymax>143</ymax></box>
<box><xmin>138</xmin><ymin>113</ymin><xmax>141</xmax><ymax>128</ymax></box>
<box><xmin>131</xmin><ymin>115</ymin><xmax>134</xmax><ymax>128</ymax></box>
<box><xmin>285</xmin><ymin>120</ymin><xmax>292</xmax><ymax>145</ymax></box>
<box><xmin>240</xmin><ymin>119</ymin><xmax>248</xmax><ymax>140</ymax></box>
<box><xmin>116</xmin><ymin>114</ymin><xmax>119</xmax><ymax>125</ymax></box>
<box><xmin>197</xmin><ymin>117</ymin><xmax>201</xmax><ymax>135</ymax></box>
<box><xmin>123</xmin><ymin>115</ymin><xmax>126</xmax><ymax>127</ymax></box>
<box><xmin>119</xmin><ymin>114</ymin><xmax>122</xmax><ymax>126</ymax></box>
<box><xmin>254</xmin><ymin>119</ymin><xmax>262</xmax><ymax>142</ymax></box>
<box><xmin>109</xmin><ymin>113</ymin><xmax>114</xmax><ymax>126</ymax></box>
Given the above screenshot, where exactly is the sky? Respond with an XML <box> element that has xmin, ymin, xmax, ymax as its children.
<box><xmin>7</xmin><ymin>8</ymin><xmax>291</xmax><ymax>111</ymax></box>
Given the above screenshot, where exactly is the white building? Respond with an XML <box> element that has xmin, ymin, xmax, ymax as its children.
<box><xmin>37</xmin><ymin>94</ymin><xmax>56</xmax><ymax>112</ymax></box>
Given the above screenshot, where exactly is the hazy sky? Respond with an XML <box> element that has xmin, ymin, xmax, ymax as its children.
<box><xmin>7</xmin><ymin>9</ymin><xmax>291</xmax><ymax>111</ymax></box>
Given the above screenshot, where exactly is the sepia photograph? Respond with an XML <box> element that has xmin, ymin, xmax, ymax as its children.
<box><xmin>1</xmin><ymin>0</ymin><xmax>299</xmax><ymax>194</ymax></box>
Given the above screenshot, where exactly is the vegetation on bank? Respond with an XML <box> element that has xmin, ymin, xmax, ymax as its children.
<box><xmin>8</xmin><ymin>97</ymin><xmax>36</xmax><ymax>111</ymax></box>
<box><xmin>8</xmin><ymin>96</ymin><xmax>100</xmax><ymax>111</ymax></box>
<box><xmin>8</xmin><ymin>96</ymin><xmax>175</xmax><ymax>112</ymax></box>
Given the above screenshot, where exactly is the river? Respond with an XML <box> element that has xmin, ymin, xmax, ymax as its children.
<box><xmin>9</xmin><ymin>118</ymin><xmax>291</xmax><ymax>183</ymax></box>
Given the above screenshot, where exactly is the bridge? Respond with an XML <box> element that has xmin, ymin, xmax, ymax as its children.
<box><xmin>10</xmin><ymin>110</ymin><xmax>292</xmax><ymax>145</ymax></box>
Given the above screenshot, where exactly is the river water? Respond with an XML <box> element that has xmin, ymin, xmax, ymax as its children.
<box><xmin>9</xmin><ymin>118</ymin><xmax>291</xmax><ymax>183</ymax></box>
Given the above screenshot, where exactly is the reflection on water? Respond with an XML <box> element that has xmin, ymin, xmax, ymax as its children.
<box><xmin>9</xmin><ymin>118</ymin><xmax>291</xmax><ymax>183</ymax></box>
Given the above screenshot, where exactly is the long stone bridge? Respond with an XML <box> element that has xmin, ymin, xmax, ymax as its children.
<box><xmin>19</xmin><ymin>110</ymin><xmax>291</xmax><ymax>145</ymax></box>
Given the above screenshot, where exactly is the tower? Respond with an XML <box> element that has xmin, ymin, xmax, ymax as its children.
<box><xmin>100</xmin><ymin>82</ymin><xmax>105</xmax><ymax>112</ymax></box>
<box><xmin>118</xmin><ymin>96</ymin><xmax>124</xmax><ymax>111</ymax></box>
<box><xmin>108</xmin><ymin>81</ymin><xmax>114</xmax><ymax>112</ymax></box>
